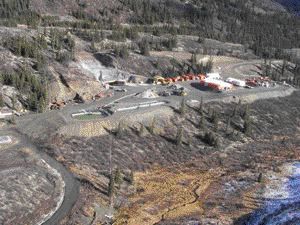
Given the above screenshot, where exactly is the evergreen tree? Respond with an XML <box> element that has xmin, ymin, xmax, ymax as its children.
<box><xmin>114</xmin><ymin>168</ymin><xmax>123</xmax><ymax>189</ymax></box>
<box><xmin>0</xmin><ymin>94</ymin><xmax>4</xmax><ymax>107</ymax></box>
<box><xmin>108</xmin><ymin>173</ymin><xmax>115</xmax><ymax>198</ymax></box>
<box><xmin>11</xmin><ymin>94</ymin><xmax>16</xmax><ymax>110</ymax></box>
<box><xmin>179</xmin><ymin>98</ymin><xmax>186</xmax><ymax>115</ymax></box>
<box><xmin>148</xmin><ymin>117</ymin><xmax>156</xmax><ymax>135</ymax></box>
<box><xmin>138</xmin><ymin>123</ymin><xmax>145</xmax><ymax>137</ymax></box>
<box><xmin>139</xmin><ymin>39</ymin><xmax>150</xmax><ymax>56</ymax></box>
<box><xmin>225</xmin><ymin>117</ymin><xmax>231</xmax><ymax>133</ymax></box>
<box><xmin>175</xmin><ymin>127</ymin><xmax>183</xmax><ymax>145</ymax></box>
<box><xmin>191</xmin><ymin>53</ymin><xmax>197</xmax><ymax>68</ymax></box>
<box><xmin>243</xmin><ymin>117</ymin><xmax>252</xmax><ymax>135</ymax></box>
<box><xmin>199</xmin><ymin>114</ymin><xmax>206</xmax><ymax>130</ymax></box>
<box><xmin>128</xmin><ymin>171</ymin><xmax>134</xmax><ymax>185</ymax></box>
<box><xmin>212</xmin><ymin>111</ymin><xmax>219</xmax><ymax>132</ymax></box>
<box><xmin>198</xmin><ymin>97</ymin><xmax>204</xmax><ymax>116</ymax></box>
<box><xmin>116</xmin><ymin>121</ymin><xmax>125</xmax><ymax>137</ymax></box>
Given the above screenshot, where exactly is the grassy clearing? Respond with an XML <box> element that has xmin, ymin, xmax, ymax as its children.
<box><xmin>114</xmin><ymin>166</ymin><xmax>222</xmax><ymax>225</ymax></box>
<box><xmin>75</xmin><ymin>114</ymin><xmax>101</xmax><ymax>121</ymax></box>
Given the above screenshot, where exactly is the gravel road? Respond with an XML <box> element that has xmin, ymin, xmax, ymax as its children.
<box><xmin>11</xmin><ymin>129</ymin><xmax>80</xmax><ymax>225</ymax></box>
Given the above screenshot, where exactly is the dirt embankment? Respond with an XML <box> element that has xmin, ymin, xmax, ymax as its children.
<box><xmin>58</xmin><ymin>106</ymin><xmax>174</xmax><ymax>137</ymax></box>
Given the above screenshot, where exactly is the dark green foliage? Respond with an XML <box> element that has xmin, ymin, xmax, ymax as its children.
<box><xmin>212</xmin><ymin>111</ymin><xmax>219</xmax><ymax>132</ymax></box>
<box><xmin>203</xmin><ymin>131</ymin><xmax>219</xmax><ymax>147</ymax></box>
<box><xmin>148</xmin><ymin>117</ymin><xmax>156</xmax><ymax>135</ymax></box>
<box><xmin>191</xmin><ymin>53</ymin><xmax>197</xmax><ymax>68</ymax></box>
<box><xmin>56</xmin><ymin>51</ymin><xmax>73</xmax><ymax>64</ymax></box>
<box><xmin>0</xmin><ymin>0</ymin><xmax>40</xmax><ymax>27</ymax></box>
<box><xmin>73</xmin><ymin>29</ymin><xmax>104</xmax><ymax>42</ymax></box>
<box><xmin>110</xmin><ymin>29</ymin><xmax>126</xmax><ymax>42</ymax></box>
<box><xmin>193</xmin><ymin>59</ymin><xmax>213</xmax><ymax>74</ymax></box>
<box><xmin>243</xmin><ymin>117</ymin><xmax>252</xmax><ymax>135</ymax></box>
<box><xmin>128</xmin><ymin>171</ymin><xmax>134</xmax><ymax>185</ymax></box>
<box><xmin>139</xmin><ymin>39</ymin><xmax>150</xmax><ymax>56</ymax></box>
<box><xmin>162</xmin><ymin>36</ymin><xmax>177</xmax><ymax>50</ymax></box>
<box><xmin>114</xmin><ymin>45</ymin><xmax>129</xmax><ymax>59</ymax></box>
<box><xmin>3</xmin><ymin>36</ymin><xmax>43</xmax><ymax>59</ymax></box>
<box><xmin>232</xmin><ymin>103</ymin><xmax>238</xmax><ymax>117</ymax></box>
<box><xmin>293</xmin><ymin>60</ymin><xmax>300</xmax><ymax>86</ymax></box>
<box><xmin>11</xmin><ymin>95</ymin><xmax>16</xmax><ymax>110</ymax></box>
<box><xmin>225</xmin><ymin>116</ymin><xmax>231</xmax><ymax>133</ymax></box>
<box><xmin>49</xmin><ymin>29</ymin><xmax>69</xmax><ymax>51</ymax></box>
<box><xmin>114</xmin><ymin>168</ymin><xmax>123</xmax><ymax>189</ymax></box>
<box><xmin>122</xmin><ymin>0</ymin><xmax>300</xmax><ymax>55</ymax></box>
<box><xmin>257</xmin><ymin>172</ymin><xmax>263</xmax><ymax>183</ymax></box>
<box><xmin>108</xmin><ymin>173</ymin><xmax>115</xmax><ymax>197</ymax></box>
<box><xmin>0</xmin><ymin>93</ymin><xmax>4</xmax><ymax>107</ymax></box>
<box><xmin>116</xmin><ymin>121</ymin><xmax>126</xmax><ymax>137</ymax></box>
<box><xmin>124</xmin><ymin>27</ymin><xmax>139</xmax><ymax>40</ymax></box>
<box><xmin>138</xmin><ymin>123</ymin><xmax>145</xmax><ymax>137</ymax></box>
<box><xmin>198</xmin><ymin>97</ymin><xmax>204</xmax><ymax>115</ymax></box>
<box><xmin>179</xmin><ymin>98</ymin><xmax>186</xmax><ymax>115</ymax></box>
<box><xmin>1</xmin><ymin>35</ymin><xmax>48</xmax><ymax>73</ymax></box>
<box><xmin>90</xmin><ymin>40</ymin><xmax>97</xmax><ymax>53</ymax></box>
<box><xmin>8</xmin><ymin>114</ymin><xmax>16</xmax><ymax>124</ymax></box>
<box><xmin>242</xmin><ymin>104</ymin><xmax>250</xmax><ymax>120</ymax></box>
<box><xmin>0</xmin><ymin>69</ymin><xmax>48</xmax><ymax>112</ymax></box>
<box><xmin>175</xmin><ymin>127</ymin><xmax>183</xmax><ymax>145</ymax></box>
<box><xmin>242</xmin><ymin>104</ymin><xmax>252</xmax><ymax>135</ymax></box>
<box><xmin>199</xmin><ymin>114</ymin><xmax>206</xmax><ymax>130</ymax></box>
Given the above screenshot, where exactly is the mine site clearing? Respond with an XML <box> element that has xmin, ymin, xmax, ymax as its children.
<box><xmin>71</xmin><ymin>69</ymin><xmax>290</xmax><ymax>121</ymax></box>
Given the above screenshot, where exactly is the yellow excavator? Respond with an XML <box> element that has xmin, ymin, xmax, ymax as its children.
<box><xmin>153</xmin><ymin>76</ymin><xmax>169</xmax><ymax>85</ymax></box>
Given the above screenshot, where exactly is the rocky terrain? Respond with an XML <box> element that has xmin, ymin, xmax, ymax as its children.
<box><xmin>0</xmin><ymin>1</ymin><xmax>300</xmax><ymax>225</ymax></box>
<box><xmin>0</xmin><ymin>130</ymin><xmax>65</xmax><ymax>225</ymax></box>
<box><xmin>30</xmin><ymin>90</ymin><xmax>299</xmax><ymax>225</ymax></box>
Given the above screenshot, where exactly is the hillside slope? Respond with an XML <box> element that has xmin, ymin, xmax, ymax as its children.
<box><xmin>2</xmin><ymin>0</ymin><xmax>298</xmax><ymax>50</ymax></box>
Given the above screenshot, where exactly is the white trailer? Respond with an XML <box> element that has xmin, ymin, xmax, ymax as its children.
<box><xmin>201</xmin><ymin>78</ymin><xmax>233</xmax><ymax>91</ymax></box>
<box><xmin>225</xmin><ymin>78</ymin><xmax>246</xmax><ymax>87</ymax></box>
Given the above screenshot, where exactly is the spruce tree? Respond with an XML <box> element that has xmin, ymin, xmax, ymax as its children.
<box><xmin>138</xmin><ymin>123</ymin><xmax>145</xmax><ymax>137</ymax></box>
<box><xmin>108</xmin><ymin>173</ymin><xmax>115</xmax><ymax>198</ymax></box>
<box><xmin>179</xmin><ymin>98</ymin><xmax>186</xmax><ymax>115</ymax></box>
<box><xmin>0</xmin><ymin>94</ymin><xmax>4</xmax><ymax>107</ymax></box>
<box><xmin>149</xmin><ymin>117</ymin><xmax>156</xmax><ymax>135</ymax></box>
<box><xmin>114</xmin><ymin>168</ymin><xmax>123</xmax><ymax>189</ymax></box>
<box><xmin>175</xmin><ymin>127</ymin><xmax>183</xmax><ymax>145</ymax></box>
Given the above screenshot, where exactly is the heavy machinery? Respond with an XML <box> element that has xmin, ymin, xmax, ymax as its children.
<box><xmin>153</xmin><ymin>76</ymin><xmax>170</xmax><ymax>85</ymax></box>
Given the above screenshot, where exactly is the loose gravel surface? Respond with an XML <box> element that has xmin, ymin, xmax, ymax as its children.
<box><xmin>0</xmin><ymin>128</ymin><xmax>79</xmax><ymax>225</ymax></box>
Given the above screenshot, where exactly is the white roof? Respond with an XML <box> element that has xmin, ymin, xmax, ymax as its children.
<box><xmin>226</xmin><ymin>77</ymin><xmax>245</xmax><ymax>83</ymax></box>
<box><xmin>226</xmin><ymin>77</ymin><xmax>246</xmax><ymax>86</ymax></box>
<box><xmin>206</xmin><ymin>73</ymin><xmax>221</xmax><ymax>78</ymax></box>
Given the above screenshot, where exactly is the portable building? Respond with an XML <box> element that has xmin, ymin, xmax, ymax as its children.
<box><xmin>225</xmin><ymin>78</ymin><xmax>246</xmax><ymax>87</ymax></box>
<box><xmin>200</xmin><ymin>78</ymin><xmax>233</xmax><ymax>91</ymax></box>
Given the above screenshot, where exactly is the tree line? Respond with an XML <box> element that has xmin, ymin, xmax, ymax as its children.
<box><xmin>0</xmin><ymin>68</ymin><xmax>47</xmax><ymax>112</ymax></box>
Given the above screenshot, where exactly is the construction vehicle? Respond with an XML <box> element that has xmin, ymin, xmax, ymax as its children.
<box><xmin>153</xmin><ymin>76</ymin><xmax>170</xmax><ymax>85</ymax></box>
<box><xmin>173</xmin><ymin>89</ymin><xmax>187</xmax><ymax>96</ymax></box>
